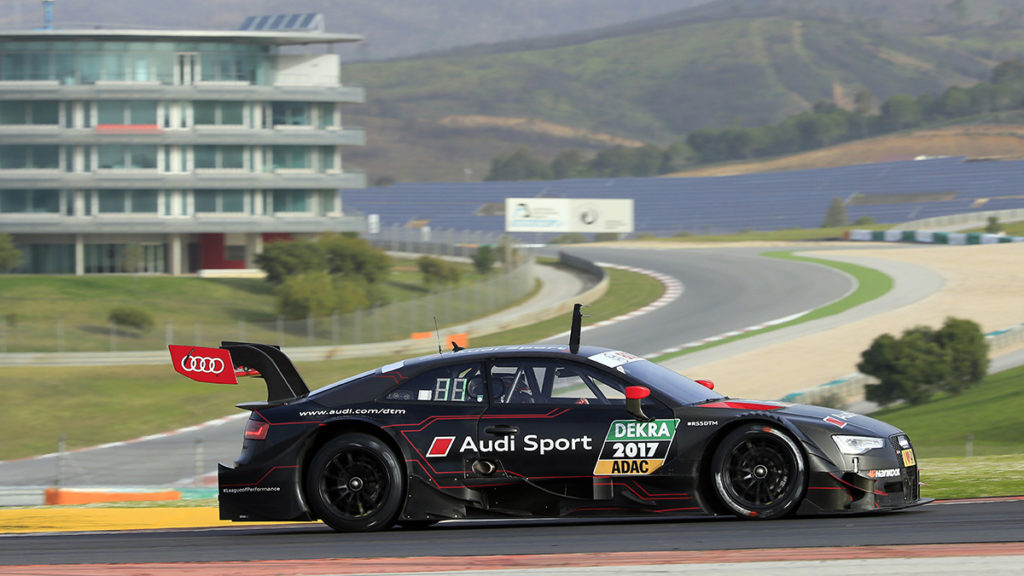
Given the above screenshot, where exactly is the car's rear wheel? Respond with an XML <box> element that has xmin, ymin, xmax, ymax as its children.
<box><xmin>306</xmin><ymin>433</ymin><xmax>404</xmax><ymax>532</ymax></box>
<box><xmin>711</xmin><ymin>423</ymin><xmax>806</xmax><ymax>519</ymax></box>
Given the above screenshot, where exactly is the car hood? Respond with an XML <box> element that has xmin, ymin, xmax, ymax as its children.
<box><xmin>694</xmin><ymin>399</ymin><xmax>903</xmax><ymax>437</ymax></box>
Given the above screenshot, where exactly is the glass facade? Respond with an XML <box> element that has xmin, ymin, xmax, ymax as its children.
<box><xmin>0</xmin><ymin>145</ymin><xmax>59</xmax><ymax>169</ymax></box>
<box><xmin>0</xmin><ymin>100</ymin><xmax>59</xmax><ymax>124</ymax></box>
<box><xmin>0</xmin><ymin>41</ymin><xmax>275</xmax><ymax>85</ymax></box>
<box><xmin>0</xmin><ymin>189</ymin><xmax>60</xmax><ymax>213</ymax></box>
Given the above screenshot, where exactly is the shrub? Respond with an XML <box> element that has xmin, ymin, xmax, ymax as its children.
<box><xmin>417</xmin><ymin>256</ymin><xmax>461</xmax><ymax>289</ymax></box>
<box><xmin>109</xmin><ymin>307</ymin><xmax>154</xmax><ymax>333</ymax></box>
<box><xmin>985</xmin><ymin>216</ymin><xmax>1003</xmax><ymax>234</ymax></box>
<box><xmin>472</xmin><ymin>245</ymin><xmax>496</xmax><ymax>274</ymax></box>
<box><xmin>276</xmin><ymin>271</ymin><xmax>369</xmax><ymax>319</ymax></box>
<box><xmin>256</xmin><ymin>238</ymin><xmax>327</xmax><ymax>284</ymax></box>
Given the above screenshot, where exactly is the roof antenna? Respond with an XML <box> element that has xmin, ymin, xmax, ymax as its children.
<box><xmin>433</xmin><ymin>316</ymin><xmax>442</xmax><ymax>354</ymax></box>
<box><xmin>569</xmin><ymin>303</ymin><xmax>587</xmax><ymax>354</ymax></box>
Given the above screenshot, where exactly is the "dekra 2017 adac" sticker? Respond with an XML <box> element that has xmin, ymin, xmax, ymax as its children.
<box><xmin>593</xmin><ymin>419</ymin><xmax>679</xmax><ymax>476</ymax></box>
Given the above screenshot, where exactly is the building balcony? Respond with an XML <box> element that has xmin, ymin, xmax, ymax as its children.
<box><xmin>0</xmin><ymin>126</ymin><xmax>367</xmax><ymax>147</ymax></box>
<box><xmin>0</xmin><ymin>212</ymin><xmax>367</xmax><ymax>235</ymax></box>
<box><xmin>0</xmin><ymin>81</ymin><xmax>365</xmax><ymax>104</ymax></box>
<box><xmin>0</xmin><ymin>170</ymin><xmax>367</xmax><ymax>190</ymax></box>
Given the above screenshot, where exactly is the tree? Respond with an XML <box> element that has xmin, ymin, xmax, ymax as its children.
<box><xmin>417</xmin><ymin>256</ymin><xmax>461</xmax><ymax>290</ymax></box>
<box><xmin>485</xmin><ymin>148</ymin><xmax>551</xmax><ymax>181</ymax></box>
<box><xmin>881</xmin><ymin>94</ymin><xmax>921</xmax><ymax>130</ymax></box>
<box><xmin>853</xmin><ymin>89</ymin><xmax>875</xmax><ymax>116</ymax></box>
<box><xmin>472</xmin><ymin>245</ymin><xmax>495</xmax><ymax>274</ymax></box>
<box><xmin>319</xmin><ymin>233</ymin><xmax>391</xmax><ymax>283</ymax></box>
<box><xmin>822</xmin><ymin>197</ymin><xmax>847</xmax><ymax>228</ymax></box>
<box><xmin>859</xmin><ymin>318</ymin><xmax>988</xmax><ymax>406</ymax></box>
<box><xmin>933</xmin><ymin>317</ymin><xmax>988</xmax><ymax>394</ymax></box>
<box><xmin>992</xmin><ymin>59</ymin><xmax>1024</xmax><ymax>84</ymax></box>
<box><xmin>0</xmin><ymin>233</ymin><xmax>24</xmax><ymax>272</ymax></box>
<box><xmin>256</xmin><ymin>238</ymin><xmax>327</xmax><ymax>284</ymax></box>
<box><xmin>276</xmin><ymin>271</ymin><xmax>369</xmax><ymax>319</ymax></box>
<box><xmin>985</xmin><ymin>216</ymin><xmax>1003</xmax><ymax>233</ymax></box>
<box><xmin>551</xmin><ymin>150</ymin><xmax>587</xmax><ymax>179</ymax></box>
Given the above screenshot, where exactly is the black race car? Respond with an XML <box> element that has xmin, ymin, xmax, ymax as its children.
<box><xmin>170</xmin><ymin>305</ymin><xmax>928</xmax><ymax>532</ymax></box>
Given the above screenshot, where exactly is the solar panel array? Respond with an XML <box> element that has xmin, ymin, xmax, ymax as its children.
<box><xmin>239</xmin><ymin>13</ymin><xmax>323</xmax><ymax>32</ymax></box>
<box><xmin>340</xmin><ymin>157</ymin><xmax>1024</xmax><ymax>238</ymax></box>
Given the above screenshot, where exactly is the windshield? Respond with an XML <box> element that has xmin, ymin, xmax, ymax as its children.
<box><xmin>619</xmin><ymin>359</ymin><xmax>724</xmax><ymax>405</ymax></box>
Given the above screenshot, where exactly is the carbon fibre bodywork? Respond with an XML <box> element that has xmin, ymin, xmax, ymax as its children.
<box><xmin>199</xmin><ymin>341</ymin><xmax>929</xmax><ymax>527</ymax></box>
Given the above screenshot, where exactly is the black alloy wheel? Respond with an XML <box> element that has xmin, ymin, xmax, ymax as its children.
<box><xmin>306</xmin><ymin>433</ymin><xmax>405</xmax><ymax>532</ymax></box>
<box><xmin>711</xmin><ymin>423</ymin><xmax>806</xmax><ymax>519</ymax></box>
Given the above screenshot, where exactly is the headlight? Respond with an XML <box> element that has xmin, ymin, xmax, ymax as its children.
<box><xmin>832</xmin><ymin>435</ymin><xmax>885</xmax><ymax>455</ymax></box>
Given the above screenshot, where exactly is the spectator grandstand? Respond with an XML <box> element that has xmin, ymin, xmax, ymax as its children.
<box><xmin>340</xmin><ymin>157</ymin><xmax>1024</xmax><ymax>239</ymax></box>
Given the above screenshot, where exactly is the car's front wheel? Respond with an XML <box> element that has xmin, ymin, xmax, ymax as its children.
<box><xmin>711</xmin><ymin>423</ymin><xmax>806</xmax><ymax>519</ymax></box>
<box><xmin>306</xmin><ymin>433</ymin><xmax>404</xmax><ymax>532</ymax></box>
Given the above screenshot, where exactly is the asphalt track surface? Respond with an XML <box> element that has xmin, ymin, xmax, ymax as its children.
<box><xmin>0</xmin><ymin>500</ymin><xmax>1021</xmax><ymax>566</ymax></box>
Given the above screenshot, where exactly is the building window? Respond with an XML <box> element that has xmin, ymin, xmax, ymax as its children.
<box><xmin>97</xmin><ymin>145</ymin><xmax>158</xmax><ymax>169</ymax></box>
<box><xmin>193</xmin><ymin>101</ymin><xmax>244</xmax><ymax>125</ymax></box>
<box><xmin>272</xmin><ymin>190</ymin><xmax>309</xmax><ymax>213</ymax></box>
<box><xmin>194</xmin><ymin>190</ymin><xmax>248</xmax><ymax>213</ymax></box>
<box><xmin>0</xmin><ymin>101</ymin><xmax>59</xmax><ymax>125</ymax></box>
<box><xmin>319</xmin><ymin>146</ymin><xmax>337</xmax><ymax>171</ymax></box>
<box><xmin>0</xmin><ymin>145</ymin><xmax>60</xmax><ymax>169</ymax></box>
<box><xmin>0</xmin><ymin>189</ymin><xmax>60</xmax><ymax>213</ymax></box>
<box><xmin>271</xmin><ymin>102</ymin><xmax>309</xmax><ymax>126</ymax></box>
<box><xmin>271</xmin><ymin>146</ymin><xmax>309</xmax><ymax>170</ymax></box>
<box><xmin>318</xmin><ymin>103</ymin><xmax>336</xmax><ymax>128</ymax></box>
<box><xmin>194</xmin><ymin>146</ymin><xmax>245</xmax><ymax>169</ymax></box>
<box><xmin>96</xmin><ymin>190</ymin><xmax>160</xmax><ymax>214</ymax></box>
<box><xmin>97</xmin><ymin>100</ymin><xmax>158</xmax><ymax>125</ymax></box>
<box><xmin>84</xmin><ymin>243</ymin><xmax>166</xmax><ymax>274</ymax></box>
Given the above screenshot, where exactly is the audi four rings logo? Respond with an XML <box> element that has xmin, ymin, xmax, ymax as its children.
<box><xmin>181</xmin><ymin>355</ymin><xmax>225</xmax><ymax>374</ymax></box>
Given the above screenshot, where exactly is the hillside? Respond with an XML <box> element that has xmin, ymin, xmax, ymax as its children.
<box><xmin>345</xmin><ymin>0</ymin><xmax>1024</xmax><ymax>182</ymax></box>
<box><xmin>667</xmin><ymin>124</ymin><xmax>1024</xmax><ymax>177</ymax></box>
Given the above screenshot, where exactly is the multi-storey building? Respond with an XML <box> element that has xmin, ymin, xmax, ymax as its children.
<box><xmin>0</xmin><ymin>16</ymin><xmax>366</xmax><ymax>274</ymax></box>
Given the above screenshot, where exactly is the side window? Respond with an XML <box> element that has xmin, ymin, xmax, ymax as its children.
<box><xmin>385</xmin><ymin>363</ymin><xmax>485</xmax><ymax>403</ymax></box>
<box><xmin>489</xmin><ymin>360</ymin><xmax>630</xmax><ymax>405</ymax></box>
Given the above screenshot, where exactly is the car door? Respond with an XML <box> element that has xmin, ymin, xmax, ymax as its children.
<box><xmin>382</xmin><ymin>361</ymin><xmax>487</xmax><ymax>490</ymax></box>
<box><xmin>475</xmin><ymin>357</ymin><xmax>674</xmax><ymax>498</ymax></box>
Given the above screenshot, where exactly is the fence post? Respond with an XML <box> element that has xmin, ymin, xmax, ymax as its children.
<box><xmin>276</xmin><ymin>316</ymin><xmax>284</xmax><ymax>346</ymax></box>
<box><xmin>165</xmin><ymin>320</ymin><xmax>173</xmax><ymax>347</ymax></box>
<box><xmin>57</xmin><ymin>316</ymin><xmax>64</xmax><ymax>353</ymax></box>
<box><xmin>193</xmin><ymin>320</ymin><xmax>201</xmax><ymax>346</ymax></box>
<box><xmin>966</xmin><ymin>433</ymin><xmax>974</xmax><ymax>458</ymax></box>
<box><xmin>237</xmin><ymin>317</ymin><xmax>245</xmax><ymax>342</ymax></box>
<box><xmin>0</xmin><ymin>320</ymin><xmax>5</xmax><ymax>353</ymax></box>
<box><xmin>110</xmin><ymin>322</ymin><xmax>116</xmax><ymax>351</ymax></box>
<box><xmin>194</xmin><ymin>439</ymin><xmax>204</xmax><ymax>487</ymax></box>
<box><xmin>56</xmin><ymin>435</ymin><xmax>67</xmax><ymax>487</ymax></box>
<box><xmin>307</xmin><ymin>314</ymin><xmax>314</xmax><ymax>346</ymax></box>
<box><xmin>331</xmin><ymin>310</ymin><xmax>339</xmax><ymax>345</ymax></box>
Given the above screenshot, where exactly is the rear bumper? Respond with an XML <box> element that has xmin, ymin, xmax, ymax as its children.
<box><xmin>218</xmin><ymin>462</ymin><xmax>313</xmax><ymax>522</ymax></box>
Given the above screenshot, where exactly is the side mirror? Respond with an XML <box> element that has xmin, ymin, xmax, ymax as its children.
<box><xmin>625</xmin><ymin>386</ymin><xmax>654</xmax><ymax>422</ymax></box>
<box><xmin>696</xmin><ymin>379</ymin><xmax>715</xmax><ymax>390</ymax></box>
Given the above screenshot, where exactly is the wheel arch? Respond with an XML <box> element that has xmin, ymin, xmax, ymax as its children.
<box><xmin>300</xmin><ymin>418</ymin><xmax>408</xmax><ymax>513</ymax></box>
<box><xmin>697</xmin><ymin>415</ymin><xmax>809</xmax><ymax>516</ymax></box>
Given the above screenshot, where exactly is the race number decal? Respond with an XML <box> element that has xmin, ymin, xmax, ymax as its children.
<box><xmin>593</xmin><ymin>419</ymin><xmax>679</xmax><ymax>476</ymax></box>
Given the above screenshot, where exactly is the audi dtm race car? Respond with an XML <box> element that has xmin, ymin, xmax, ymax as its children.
<box><xmin>170</xmin><ymin>305</ymin><xmax>929</xmax><ymax>532</ymax></box>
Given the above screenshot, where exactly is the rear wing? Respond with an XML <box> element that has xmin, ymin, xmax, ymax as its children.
<box><xmin>168</xmin><ymin>341</ymin><xmax>309</xmax><ymax>405</ymax></box>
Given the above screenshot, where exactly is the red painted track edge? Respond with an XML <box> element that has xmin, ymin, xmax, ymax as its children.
<box><xmin>4</xmin><ymin>542</ymin><xmax>1024</xmax><ymax>576</ymax></box>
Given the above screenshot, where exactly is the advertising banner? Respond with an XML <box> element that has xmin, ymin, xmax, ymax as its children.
<box><xmin>505</xmin><ymin>198</ymin><xmax>634</xmax><ymax>233</ymax></box>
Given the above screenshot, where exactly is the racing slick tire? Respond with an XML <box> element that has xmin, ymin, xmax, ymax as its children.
<box><xmin>711</xmin><ymin>423</ymin><xmax>806</xmax><ymax>519</ymax></box>
<box><xmin>306</xmin><ymin>433</ymin><xmax>405</xmax><ymax>532</ymax></box>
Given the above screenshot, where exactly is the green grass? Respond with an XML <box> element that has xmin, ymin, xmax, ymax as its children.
<box><xmin>872</xmin><ymin>365</ymin><xmax>1024</xmax><ymax>458</ymax></box>
<box><xmin>0</xmin><ymin>257</ymin><xmax>492</xmax><ymax>353</ymax></box>
<box><xmin>0</xmin><ymin>265</ymin><xmax>664</xmax><ymax>461</ymax></box>
<box><xmin>650</xmin><ymin>250</ymin><xmax>893</xmax><ymax>362</ymax></box>
<box><xmin>916</xmin><ymin>455</ymin><xmax>1024</xmax><ymax>499</ymax></box>
<box><xmin>871</xmin><ymin>365</ymin><xmax>1024</xmax><ymax>498</ymax></box>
